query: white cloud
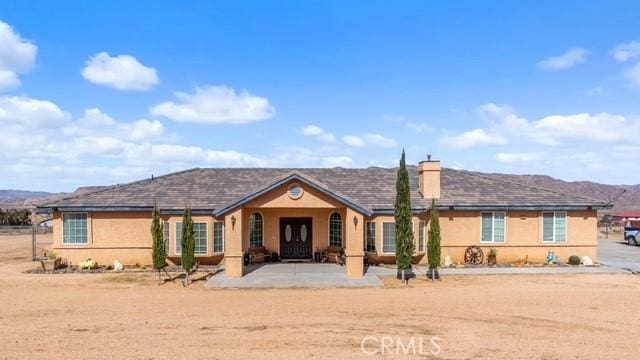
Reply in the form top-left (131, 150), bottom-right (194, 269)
top-left (343, 133), bottom-right (397, 147)
top-left (301, 125), bottom-right (323, 136)
top-left (342, 135), bottom-right (365, 147)
top-left (0, 70), bottom-right (20, 90)
top-left (531, 112), bottom-right (634, 144)
top-left (0, 95), bottom-right (69, 129)
top-left (467, 102), bottom-right (640, 147)
top-left (624, 63), bottom-right (640, 88)
top-left (64, 108), bottom-right (165, 141)
top-left (82, 52), bottom-right (159, 91)
top-left (0, 20), bottom-right (37, 90)
top-left (301, 124), bottom-right (336, 143)
top-left (441, 129), bottom-right (508, 148)
top-left (495, 152), bottom-right (542, 163)
top-left (382, 113), bottom-right (432, 133)
top-left (321, 156), bottom-right (353, 167)
top-left (150, 85), bottom-right (275, 124)
top-left (612, 41), bottom-right (640, 63)
top-left (149, 144), bottom-right (265, 167)
top-left (363, 133), bottom-right (397, 147)
top-left (537, 48), bottom-right (588, 71)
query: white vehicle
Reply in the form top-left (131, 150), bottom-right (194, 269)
top-left (626, 227), bottom-right (640, 246)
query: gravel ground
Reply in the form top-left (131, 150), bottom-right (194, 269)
top-left (1, 234), bottom-right (640, 359)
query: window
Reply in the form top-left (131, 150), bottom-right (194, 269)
top-left (249, 212), bottom-right (264, 248)
top-left (481, 212), bottom-right (506, 243)
top-left (214, 222), bottom-right (224, 253)
top-left (543, 212), bottom-right (567, 242)
top-left (382, 222), bottom-right (396, 253)
top-left (288, 183), bottom-right (304, 199)
top-left (366, 221), bottom-right (376, 252)
top-left (329, 212), bottom-right (343, 247)
top-left (194, 222), bottom-right (208, 255)
top-left (163, 221), bottom-right (169, 255)
top-left (62, 213), bottom-right (88, 245)
top-left (175, 222), bottom-right (182, 255)
top-left (418, 221), bottom-right (426, 252)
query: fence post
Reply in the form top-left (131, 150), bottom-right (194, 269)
top-left (32, 225), bottom-right (36, 261)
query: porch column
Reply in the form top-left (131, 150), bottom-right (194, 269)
top-left (224, 208), bottom-right (244, 277)
top-left (345, 208), bottom-right (365, 278)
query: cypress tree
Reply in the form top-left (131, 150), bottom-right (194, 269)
top-left (394, 150), bottom-right (415, 280)
top-left (181, 205), bottom-right (196, 286)
top-left (427, 198), bottom-right (442, 280)
top-left (151, 205), bottom-right (166, 285)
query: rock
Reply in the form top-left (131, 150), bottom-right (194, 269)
top-left (582, 256), bottom-right (593, 266)
top-left (113, 259), bottom-right (124, 271)
top-left (444, 256), bottom-right (453, 267)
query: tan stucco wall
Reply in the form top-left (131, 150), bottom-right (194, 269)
top-left (51, 200), bottom-right (598, 269)
top-left (437, 210), bottom-right (598, 265)
top-left (52, 211), bottom-right (224, 266)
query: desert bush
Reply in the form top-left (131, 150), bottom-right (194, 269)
top-left (568, 255), bottom-right (581, 265)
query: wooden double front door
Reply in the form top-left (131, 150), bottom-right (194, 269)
top-left (279, 218), bottom-right (313, 259)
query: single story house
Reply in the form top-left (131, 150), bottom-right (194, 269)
top-left (37, 158), bottom-right (607, 278)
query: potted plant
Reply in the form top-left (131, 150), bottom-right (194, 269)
top-left (487, 249), bottom-right (497, 266)
top-left (41, 251), bottom-right (61, 271)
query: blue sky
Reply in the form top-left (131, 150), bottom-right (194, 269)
top-left (1, 1), bottom-right (639, 192)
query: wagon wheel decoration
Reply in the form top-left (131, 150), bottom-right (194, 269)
top-left (464, 246), bottom-right (484, 265)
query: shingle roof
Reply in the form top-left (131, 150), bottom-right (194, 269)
top-left (38, 166), bottom-right (607, 214)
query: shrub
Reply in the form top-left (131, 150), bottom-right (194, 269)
top-left (568, 255), bottom-right (581, 265)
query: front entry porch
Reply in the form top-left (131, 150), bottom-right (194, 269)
top-left (205, 263), bottom-right (382, 288)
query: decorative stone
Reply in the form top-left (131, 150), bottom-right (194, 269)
top-left (582, 256), bottom-right (593, 266)
top-left (444, 255), bottom-right (453, 267)
top-left (113, 259), bottom-right (124, 271)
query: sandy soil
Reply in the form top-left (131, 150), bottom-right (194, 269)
top-left (1, 235), bottom-right (639, 359)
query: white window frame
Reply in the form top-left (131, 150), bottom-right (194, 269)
top-left (328, 212), bottom-right (343, 248)
top-left (365, 221), bottom-right (376, 253)
top-left (175, 222), bottom-right (182, 256)
top-left (417, 221), bottom-right (426, 253)
top-left (542, 211), bottom-right (567, 243)
top-left (62, 212), bottom-right (90, 245)
top-left (382, 222), bottom-right (396, 254)
top-left (480, 212), bottom-right (507, 244)
top-left (213, 221), bottom-right (225, 254)
top-left (193, 222), bottom-right (208, 256)
top-left (249, 211), bottom-right (264, 248)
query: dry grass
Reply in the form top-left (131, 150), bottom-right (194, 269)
top-left (1, 234), bottom-right (639, 359)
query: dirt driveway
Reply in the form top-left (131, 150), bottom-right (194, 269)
top-left (1, 234), bottom-right (640, 359)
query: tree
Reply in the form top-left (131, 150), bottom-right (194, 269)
top-left (394, 150), bottom-right (415, 281)
top-left (427, 198), bottom-right (442, 280)
top-left (151, 205), bottom-right (167, 285)
top-left (181, 205), bottom-right (196, 286)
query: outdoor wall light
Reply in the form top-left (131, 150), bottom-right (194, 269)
top-left (353, 215), bottom-right (358, 228)
top-left (231, 215), bottom-right (236, 229)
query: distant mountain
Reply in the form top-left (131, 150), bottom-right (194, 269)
top-left (0, 186), bottom-right (109, 208)
top-left (481, 173), bottom-right (639, 211)
top-left (0, 190), bottom-right (55, 205)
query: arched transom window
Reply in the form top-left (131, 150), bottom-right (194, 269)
top-left (329, 212), bottom-right (343, 248)
top-left (249, 212), bottom-right (264, 248)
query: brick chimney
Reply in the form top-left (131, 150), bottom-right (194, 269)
top-left (418, 155), bottom-right (441, 199)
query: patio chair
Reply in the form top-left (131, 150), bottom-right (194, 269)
top-left (325, 246), bottom-right (345, 266)
top-left (248, 246), bottom-right (271, 264)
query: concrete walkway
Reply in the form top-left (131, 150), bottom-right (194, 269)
top-left (598, 239), bottom-right (640, 273)
top-left (205, 263), bottom-right (383, 288)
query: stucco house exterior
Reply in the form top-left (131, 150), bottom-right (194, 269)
top-left (37, 158), bottom-right (607, 278)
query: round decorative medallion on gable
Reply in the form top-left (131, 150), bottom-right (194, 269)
top-left (287, 183), bottom-right (304, 199)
